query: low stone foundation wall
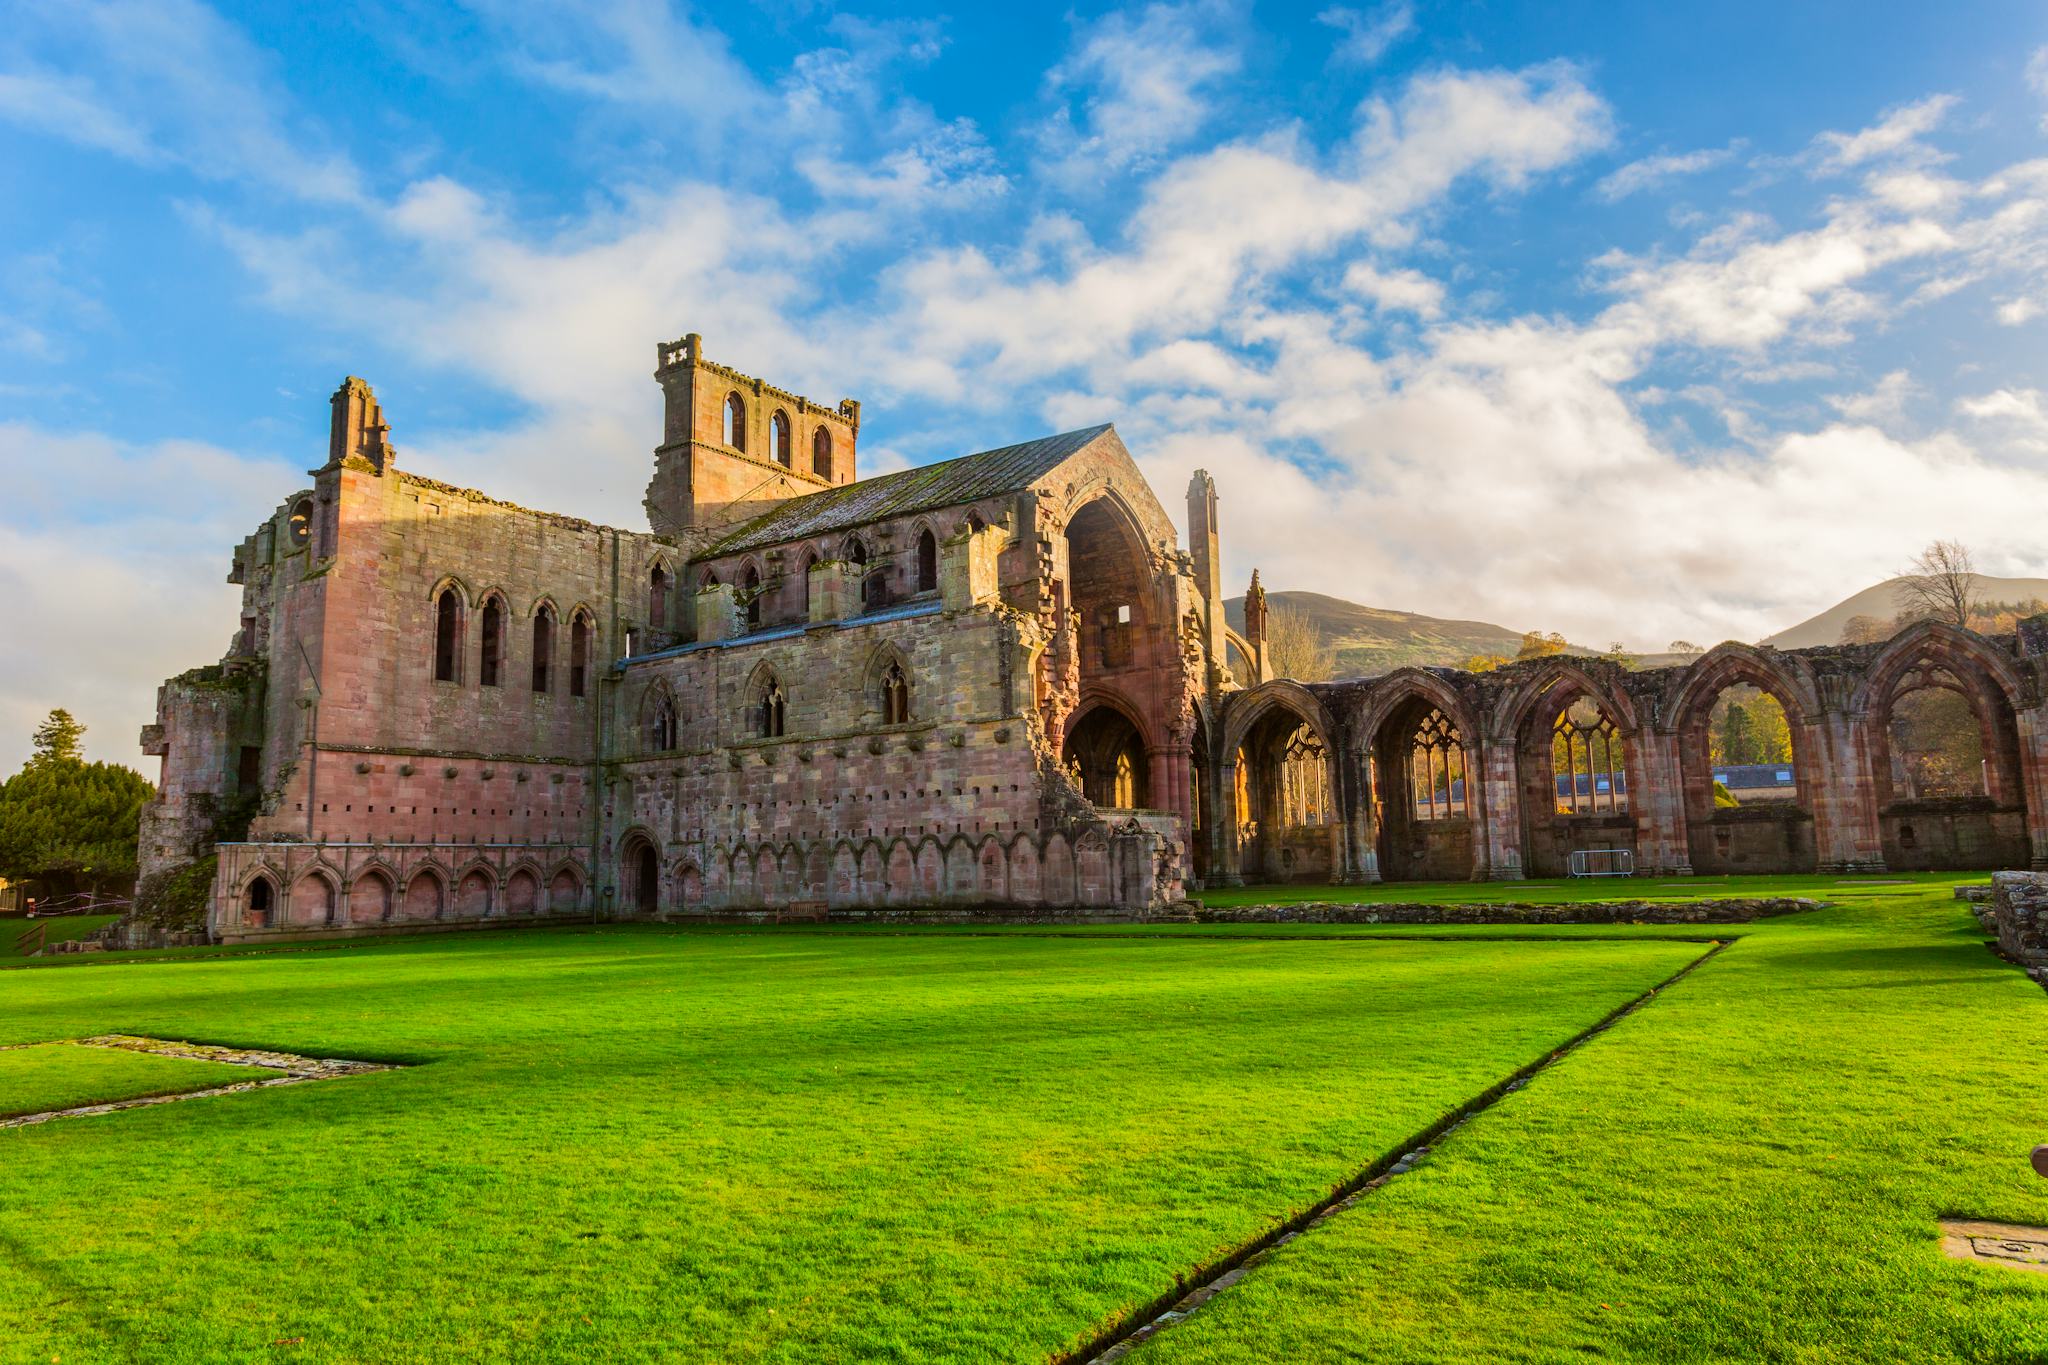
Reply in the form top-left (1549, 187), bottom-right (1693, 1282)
top-left (1194, 898), bottom-right (1821, 927)
top-left (1990, 872), bottom-right (2048, 979)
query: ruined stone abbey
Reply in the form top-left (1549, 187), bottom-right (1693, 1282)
top-left (140, 335), bottom-right (2048, 938)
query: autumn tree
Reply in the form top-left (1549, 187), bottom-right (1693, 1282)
top-left (1517, 631), bottom-right (1569, 660)
top-left (1264, 605), bottom-right (1335, 682)
top-left (1895, 540), bottom-right (1978, 629)
top-left (1668, 641), bottom-right (1705, 657)
top-left (1839, 615), bottom-right (1894, 645)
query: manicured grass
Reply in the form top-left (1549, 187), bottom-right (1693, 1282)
top-left (0, 928), bottom-right (1699, 1362)
top-left (0, 913), bottom-right (118, 956)
top-left (0, 1042), bottom-right (281, 1119)
top-left (1137, 880), bottom-right (2048, 1363)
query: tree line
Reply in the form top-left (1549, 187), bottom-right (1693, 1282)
top-left (0, 710), bottom-right (152, 904)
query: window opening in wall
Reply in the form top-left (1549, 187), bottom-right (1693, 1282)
top-left (799, 552), bottom-right (818, 614)
top-left (237, 746), bottom-right (261, 793)
top-left (480, 598), bottom-right (504, 687)
top-left (1553, 699), bottom-right (1628, 814)
top-left (246, 877), bottom-right (273, 928)
top-left (916, 529), bottom-right (938, 593)
top-left (434, 588), bottom-right (461, 683)
top-left (1887, 670), bottom-right (1985, 799)
top-left (570, 613), bottom-right (590, 697)
top-left (813, 427), bottom-right (834, 479)
top-left (771, 410), bottom-right (792, 467)
top-left (883, 661), bottom-right (910, 725)
top-left (742, 563), bottom-right (762, 628)
top-left (532, 608), bottom-right (553, 692)
top-left (650, 565), bottom-right (670, 630)
top-left (288, 499), bottom-right (313, 549)
top-left (760, 679), bottom-right (786, 738)
top-left (1410, 708), bottom-right (1468, 820)
top-left (723, 392), bottom-right (746, 450)
top-left (650, 694), bottom-right (678, 752)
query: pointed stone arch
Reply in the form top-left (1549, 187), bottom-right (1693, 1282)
top-left (347, 862), bottom-right (398, 925)
top-left (1670, 644), bottom-right (1821, 875)
top-left (402, 865), bottom-right (447, 921)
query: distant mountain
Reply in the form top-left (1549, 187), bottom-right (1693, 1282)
top-left (1760, 575), bottom-right (2048, 649)
top-left (1222, 590), bottom-right (1559, 677)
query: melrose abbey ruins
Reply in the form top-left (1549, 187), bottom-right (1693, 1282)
top-left (140, 335), bottom-right (2048, 938)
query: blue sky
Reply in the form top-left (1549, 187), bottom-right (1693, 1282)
top-left (4, 0), bottom-right (2048, 769)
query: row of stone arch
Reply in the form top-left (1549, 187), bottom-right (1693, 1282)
top-left (637, 642), bottom-right (921, 752)
top-left (615, 828), bottom-right (1135, 911)
top-left (1208, 622), bottom-right (2046, 882)
top-left (721, 389), bottom-right (837, 479)
top-left (428, 577), bottom-right (598, 694)
top-left (234, 857), bottom-right (589, 931)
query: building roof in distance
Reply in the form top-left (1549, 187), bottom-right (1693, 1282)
top-left (696, 423), bottom-right (1113, 560)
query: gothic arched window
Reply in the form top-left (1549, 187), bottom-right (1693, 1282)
top-left (771, 411), bottom-right (792, 467)
top-left (883, 661), bottom-right (909, 725)
top-left (1409, 708), bottom-right (1468, 820)
top-left (760, 678), bottom-right (786, 738)
top-left (649, 693), bottom-right (678, 752)
top-left (813, 427), bottom-right (834, 479)
top-left (479, 596), bottom-right (504, 687)
top-left (434, 588), bottom-right (462, 683)
top-left (916, 528), bottom-right (938, 594)
top-left (650, 564), bottom-right (670, 629)
top-left (532, 606), bottom-right (554, 693)
top-left (569, 611), bottom-right (592, 698)
top-left (723, 392), bottom-right (746, 451)
top-left (741, 563), bottom-right (762, 628)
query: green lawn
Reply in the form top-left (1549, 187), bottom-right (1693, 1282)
top-left (0, 927), bottom-right (1700, 1363)
top-left (1, 877), bottom-right (2041, 1363)
top-left (1137, 879), bottom-right (2048, 1363)
top-left (0, 913), bottom-right (118, 956)
top-left (0, 1042), bottom-right (281, 1120)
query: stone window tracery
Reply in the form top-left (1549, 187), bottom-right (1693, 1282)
top-left (759, 677), bottom-right (786, 738)
top-left (1553, 699), bottom-right (1627, 814)
top-left (1409, 708), bottom-right (1468, 820)
top-left (649, 693), bottom-right (678, 752)
top-left (883, 661), bottom-right (910, 725)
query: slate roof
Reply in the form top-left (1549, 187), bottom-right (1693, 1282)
top-left (696, 423), bottom-right (1114, 560)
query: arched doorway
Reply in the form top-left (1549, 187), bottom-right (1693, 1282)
top-left (1064, 703), bottom-right (1149, 808)
top-left (245, 875), bottom-right (275, 929)
top-left (621, 836), bottom-right (661, 914)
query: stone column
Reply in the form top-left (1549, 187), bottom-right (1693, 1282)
top-left (1214, 756), bottom-right (1244, 886)
top-left (1334, 744), bottom-right (1379, 883)
top-left (2016, 709), bottom-right (2048, 870)
top-left (1810, 712), bottom-right (1886, 873)
top-left (1474, 733), bottom-right (1521, 881)
top-left (1630, 728), bottom-right (1692, 876)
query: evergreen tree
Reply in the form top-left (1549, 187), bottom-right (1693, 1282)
top-left (31, 709), bottom-right (84, 765)
top-left (0, 712), bottom-right (152, 899)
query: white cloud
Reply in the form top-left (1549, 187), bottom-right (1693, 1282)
top-left (1037, 1), bottom-right (1245, 184)
top-left (1813, 94), bottom-right (1957, 171)
top-left (1827, 368), bottom-right (1917, 424)
top-left (0, 424), bottom-right (293, 772)
top-left (2029, 46), bottom-right (2048, 130)
top-left (1594, 144), bottom-right (1738, 201)
top-left (1315, 3), bottom-right (1415, 66)
top-left (1997, 296), bottom-right (2041, 324)
top-left (0, 0), bottom-right (363, 203)
top-left (1341, 261), bottom-right (1445, 316)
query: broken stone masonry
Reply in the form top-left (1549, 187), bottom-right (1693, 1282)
top-left (138, 333), bottom-right (2048, 942)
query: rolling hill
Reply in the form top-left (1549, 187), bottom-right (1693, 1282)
top-left (1759, 575), bottom-right (2048, 649)
top-left (1222, 591), bottom-right (1550, 677)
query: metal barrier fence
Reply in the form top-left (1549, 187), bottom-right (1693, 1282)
top-left (1567, 848), bottom-right (1635, 877)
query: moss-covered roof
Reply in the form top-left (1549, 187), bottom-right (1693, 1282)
top-left (695, 424), bottom-right (1113, 560)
